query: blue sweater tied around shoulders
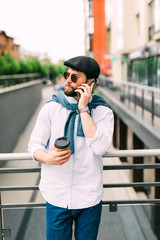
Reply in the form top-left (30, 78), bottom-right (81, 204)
top-left (48, 91), bottom-right (108, 154)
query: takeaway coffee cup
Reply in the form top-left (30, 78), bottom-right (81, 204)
top-left (54, 137), bottom-right (70, 152)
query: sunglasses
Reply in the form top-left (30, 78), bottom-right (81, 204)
top-left (63, 72), bottom-right (78, 83)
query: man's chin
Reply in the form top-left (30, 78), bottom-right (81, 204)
top-left (64, 90), bottom-right (77, 97)
top-left (64, 87), bottom-right (77, 97)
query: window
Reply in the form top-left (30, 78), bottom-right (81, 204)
top-left (107, 24), bottom-right (111, 54)
top-left (148, 0), bottom-right (154, 26)
top-left (154, 0), bottom-right (160, 32)
top-left (148, 0), bottom-right (154, 40)
top-left (136, 13), bottom-right (140, 36)
top-left (88, 0), bottom-right (93, 17)
top-left (89, 34), bottom-right (93, 52)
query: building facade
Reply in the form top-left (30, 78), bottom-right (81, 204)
top-left (0, 31), bottom-right (20, 59)
top-left (84, 0), bottom-right (112, 76)
top-left (106, 0), bottom-right (160, 87)
top-left (84, 0), bottom-right (160, 88)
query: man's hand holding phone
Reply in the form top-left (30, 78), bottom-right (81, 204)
top-left (75, 79), bottom-right (95, 109)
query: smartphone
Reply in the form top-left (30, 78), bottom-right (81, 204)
top-left (77, 79), bottom-right (95, 99)
top-left (87, 79), bottom-right (95, 86)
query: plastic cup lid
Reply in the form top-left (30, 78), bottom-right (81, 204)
top-left (54, 137), bottom-right (70, 149)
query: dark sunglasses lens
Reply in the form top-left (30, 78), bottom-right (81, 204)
top-left (71, 75), bottom-right (77, 83)
top-left (63, 72), bottom-right (77, 83)
top-left (63, 72), bottom-right (69, 79)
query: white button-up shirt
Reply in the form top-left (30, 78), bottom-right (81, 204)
top-left (28, 94), bottom-right (114, 209)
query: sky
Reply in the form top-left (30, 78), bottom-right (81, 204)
top-left (0, 0), bottom-right (85, 63)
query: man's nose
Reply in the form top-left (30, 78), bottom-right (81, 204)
top-left (66, 76), bottom-right (72, 83)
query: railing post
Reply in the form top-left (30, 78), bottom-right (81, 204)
top-left (120, 85), bottom-right (125, 102)
top-left (134, 86), bottom-right (137, 112)
top-left (133, 134), bottom-right (144, 191)
top-left (0, 191), bottom-right (3, 240)
top-left (0, 192), bottom-right (11, 239)
top-left (151, 156), bottom-right (160, 237)
top-left (151, 91), bottom-right (154, 125)
top-left (141, 89), bottom-right (144, 118)
top-left (119, 119), bottom-right (127, 162)
top-left (128, 85), bottom-right (130, 107)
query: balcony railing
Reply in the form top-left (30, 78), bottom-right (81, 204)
top-left (0, 73), bottom-right (41, 88)
top-left (98, 76), bottom-right (160, 128)
top-left (0, 149), bottom-right (160, 239)
top-left (120, 81), bottom-right (160, 125)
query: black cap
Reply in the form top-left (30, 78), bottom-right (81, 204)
top-left (64, 56), bottom-right (100, 79)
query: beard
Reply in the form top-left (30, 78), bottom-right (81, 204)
top-left (64, 83), bottom-right (77, 97)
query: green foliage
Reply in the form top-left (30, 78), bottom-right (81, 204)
top-left (56, 62), bottom-right (68, 75)
top-left (0, 54), bottom-right (66, 83)
top-left (18, 59), bottom-right (34, 74)
top-left (0, 54), bottom-right (19, 75)
top-left (49, 64), bottom-right (58, 81)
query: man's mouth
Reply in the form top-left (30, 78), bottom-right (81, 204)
top-left (65, 84), bottom-right (72, 90)
top-left (66, 85), bottom-right (71, 88)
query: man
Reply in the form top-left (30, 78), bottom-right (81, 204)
top-left (28, 56), bottom-right (114, 240)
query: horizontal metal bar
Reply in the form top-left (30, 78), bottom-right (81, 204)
top-left (0, 73), bottom-right (40, 80)
top-left (103, 163), bottom-right (160, 170)
top-left (103, 182), bottom-right (160, 188)
top-left (0, 203), bottom-right (46, 208)
top-left (0, 167), bottom-right (41, 174)
top-left (1, 200), bottom-right (160, 209)
top-left (0, 182), bottom-right (159, 192)
top-left (0, 149), bottom-right (160, 161)
top-left (0, 153), bottom-right (32, 161)
top-left (0, 186), bottom-right (39, 191)
top-left (121, 81), bottom-right (160, 94)
top-left (2, 164), bottom-right (159, 174)
top-left (99, 75), bottom-right (160, 94)
top-left (103, 149), bottom-right (160, 158)
top-left (0, 183), bottom-right (159, 192)
top-left (102, 199), bottom-right (160, 205)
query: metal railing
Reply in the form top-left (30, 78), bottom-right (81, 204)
top-left (99, 76), bottom-right (160, 126)
top-left (121, 81), bottom-right (160, 124)
top-left (0, 149), bottom-right (160, 239)
top-left (0, 73), bottom-right (41, 88)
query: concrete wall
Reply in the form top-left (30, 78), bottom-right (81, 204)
top-left (0, 81), bottom-right (42, 153)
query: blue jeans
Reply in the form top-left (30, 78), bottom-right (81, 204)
top-left (46, 201), bottom-right (102, 240)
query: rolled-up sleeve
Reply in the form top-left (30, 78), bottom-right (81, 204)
top-left (28, 104), bottom-right (51, 158)
top-left (86, 106), bottom-right (114, 156)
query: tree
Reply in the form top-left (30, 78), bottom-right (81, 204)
top-left (0, 54), bottom-right (68, 85)
top-left (0, 54), bottom-right (19, 75)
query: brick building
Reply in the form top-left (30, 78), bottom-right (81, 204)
top-left (0, 30), bottom-right (20, 59)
